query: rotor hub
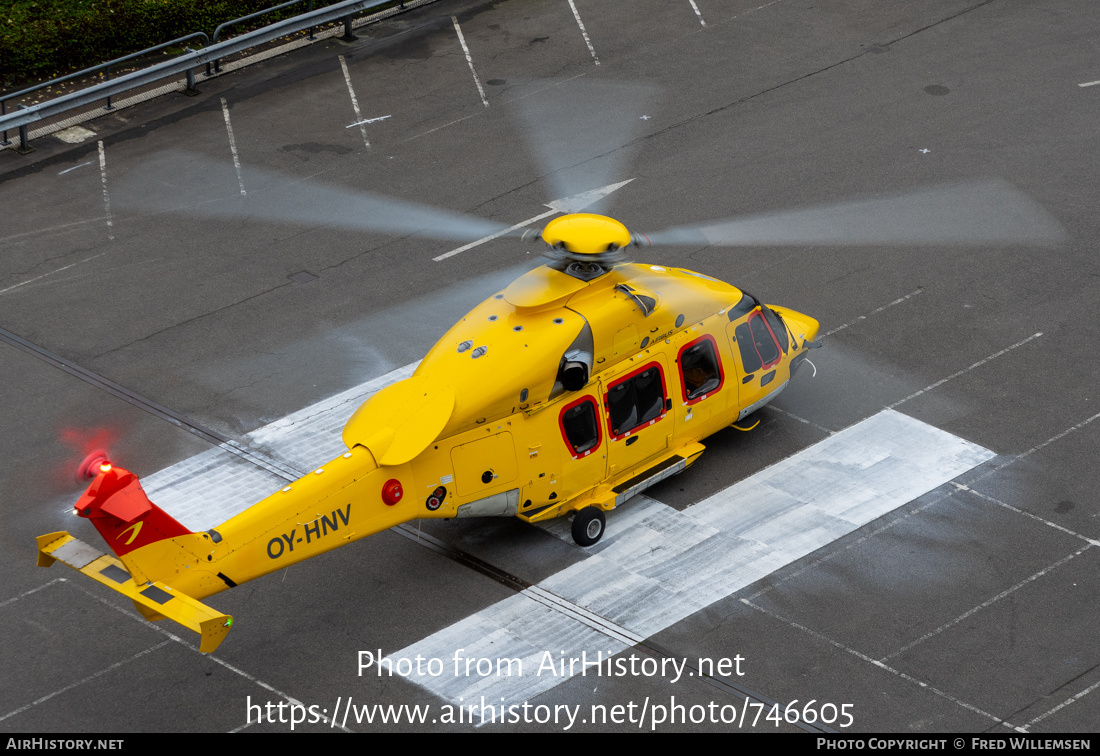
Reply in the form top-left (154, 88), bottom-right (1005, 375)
top-left (540, 214), bottom-right (633, 266)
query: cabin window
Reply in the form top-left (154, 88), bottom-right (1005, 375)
top-left (734, 310), bottom-right (781, 373)
top-left (678, 335), bottom-right (724, 403)
top-left (559, 396), bottom-right (601, 458)
top-left (606, 363), bottom-right (666, 438)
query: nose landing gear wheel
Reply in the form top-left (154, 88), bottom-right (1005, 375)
top-left (571, 506), bottom-right (606, 546)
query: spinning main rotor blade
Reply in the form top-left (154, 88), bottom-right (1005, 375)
top-left (116, 151), bottom-right (511, 242)
top-left (643, 180), bottom-right (1065, 248)
top-left (511, 79), bottom-right (658, 214)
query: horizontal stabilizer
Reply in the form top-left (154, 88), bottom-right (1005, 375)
top-left (36, 532), bottom-right (232, 653)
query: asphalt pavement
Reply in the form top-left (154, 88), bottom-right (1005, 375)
top-left (1, 0), bottom-right (1098, 735)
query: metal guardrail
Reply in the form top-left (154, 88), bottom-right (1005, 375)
top-left (0, 32), bottom-right (212, 142)
top-left (0, 0), bottom-right (393, 152)
top-left (210, 0), bottom-right (316, 73)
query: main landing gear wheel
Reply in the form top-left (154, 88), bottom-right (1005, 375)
top-left (571, 506), bottom-right (606, 546)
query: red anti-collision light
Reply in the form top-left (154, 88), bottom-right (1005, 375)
top-left (99, 462), bottom-right (112, 474)
top-left (381, 479), bottom-right (403, 506)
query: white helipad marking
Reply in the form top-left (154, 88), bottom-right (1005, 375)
top-left (55, 322), bottom-right (1024, 714)
top-left (1078, 80), bottom-right (1100, 88)
top-left (388, 410), bottom-right (994, 705)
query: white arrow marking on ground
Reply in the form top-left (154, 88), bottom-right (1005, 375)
top-left (432, 180), bottom-right (634, 262)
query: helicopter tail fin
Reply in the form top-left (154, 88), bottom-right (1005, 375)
top-left (36, 463), bottom-right (233, 652)
top-left (71, 463), bottom-right (192, 557)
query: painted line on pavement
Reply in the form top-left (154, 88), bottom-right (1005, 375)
top-left (1021, 676), bottom-right (1100, 731)
top-left (740, 598), bottom-right (1017, 730)
top-left (452, 17), bottom-right (489, 107)
top-left (63, 579), bottom-right (351, 732)
top-left (0, 578), bottom-right (68, 609)
top-left (220, 97), bottom-right (246, 196)
top-left (822, 288), bottom-right (924, 338)
top-left (567, 0), bottom-right (600, 65)
top-left (880, 544), bottom-right (1091, 662)
top-left (0, 641), bottom-right (171, 723)
top-left (97, 141), bottom-right (114, 241)
top-left (0, 252), bottom-right (107, 296)
top-left (887, 332), bottom-right (1042, 409)
top-left (688, 0), bottom-right (707, 26)
top-left (339, 55), bottom-right (371, 149)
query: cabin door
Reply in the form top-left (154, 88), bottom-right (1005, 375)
top-left (601, 356), bottom-right (673, 481)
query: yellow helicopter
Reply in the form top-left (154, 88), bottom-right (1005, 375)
top-left (32, 81), bottom-right (1064, 653)
top-left (34, 204), bottom-right (825, 653)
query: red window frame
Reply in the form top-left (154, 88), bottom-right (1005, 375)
top-left (677, 334), bottom-right (725, 406)
top-left (745, 310), bottom-right (783, 371)
top-left (558, 395), bottom-right (602, 460)
top-left (603, 361), bottom-right (668, 442)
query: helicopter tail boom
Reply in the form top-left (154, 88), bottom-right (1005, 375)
top-left (36, 462), bottom-right (236, 651)
top-left (36, 446), bottom-right (435, 652)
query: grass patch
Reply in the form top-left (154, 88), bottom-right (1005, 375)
top-left (0, 0), bottom-right (344, 86)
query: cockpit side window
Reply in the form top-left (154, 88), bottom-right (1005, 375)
top-left (734, 310), bottom-right (781, 373)
top-left (762, 306), bottom-right (789, 354)
top-left (678, 335), bottom-right (724, 403)
top-left (559, 396), bottom-right (601, 458)
top-left (749, 313), bottom-right (781, 366)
